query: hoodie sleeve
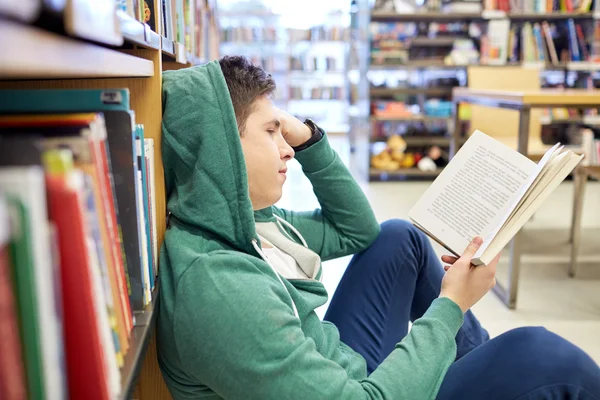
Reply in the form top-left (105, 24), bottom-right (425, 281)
top-left (174, 255), bottom-right (464, 400)
top-left (273, 132), bottom-right (380, 261)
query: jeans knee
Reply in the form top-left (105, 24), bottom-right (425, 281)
top-left (379, 219), bottom-right (419, 242)
top-left (504, 327), bottom-right (600, 393)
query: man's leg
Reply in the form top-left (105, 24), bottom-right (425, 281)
top-left (437, 327), bottom-right (600, 400)
top-left (324, 219), bottom-right (488, 373)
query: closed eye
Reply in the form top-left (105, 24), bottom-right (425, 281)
top-left (267, 129), bottom-right (276, 136)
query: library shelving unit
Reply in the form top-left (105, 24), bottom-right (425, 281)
top-left (217, 2), bottom-right (352, 135)
top-left (366, 1), bottom-right (600, 181)
top-left (0, 0), bottom-right (218, 399)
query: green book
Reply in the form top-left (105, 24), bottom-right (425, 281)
top-left (6, 193), bottom-right (45, 400)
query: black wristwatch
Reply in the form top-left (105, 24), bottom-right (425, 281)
top-left (292, 118), bottom-right (324, 152)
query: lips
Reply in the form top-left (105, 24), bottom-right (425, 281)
top-left (279, 168), bottom-right (287, 174)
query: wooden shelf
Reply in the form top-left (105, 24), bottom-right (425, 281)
top-left (369, 167), bottom-right (443, 180)
top-left (371, 11), bottom-right (483, 22)
top-left (371, 136), bottom-right (453, 146)
top-left (370, 87), bottom-right (453, 96)
top-left (371, 115), bottom-right (452, 122)
top-left (121, 289), bottom-right (159, 400)
top-left (0, 20), bottom-right (154, 79)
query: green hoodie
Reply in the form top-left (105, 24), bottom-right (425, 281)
top-left (157, 61), bottom-right (465, 400)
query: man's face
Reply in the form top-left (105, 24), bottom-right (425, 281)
top-left (240, 95), bottom-right (294, 210)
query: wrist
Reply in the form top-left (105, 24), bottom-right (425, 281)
top-left (292, 119), bottom-right (324, 152)
top-left (439, 294), bottom-right (467, 313)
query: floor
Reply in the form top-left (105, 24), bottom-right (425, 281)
top-left (277, 135), bottom-right (600, 364)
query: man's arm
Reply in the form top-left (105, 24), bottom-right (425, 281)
top-left (274, 112), bottom-right (380, 261)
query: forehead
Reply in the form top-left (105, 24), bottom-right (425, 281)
top-left (249, 95), bottom-right (276, 119)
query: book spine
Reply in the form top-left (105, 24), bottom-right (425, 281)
top-left (568, 19), bottom-right (581, 61)
top-left (145, 139), bottom-right (159, 277)
top-left (45, 173), bottom-right (111, 400)
top-left (575, 23), bottom-right (589, 61)
top-left (0, 199), bottom-right (28, 400)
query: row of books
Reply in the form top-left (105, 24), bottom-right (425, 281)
top-left (289, 87), bottom-right (345, 100)
top-left (220, 25), bottom-right (350, 43)
top-left (159, 0), bottom-right (215, 60)
top-left (483, 19), bottom-right (592, 65)
top-left (483, 0), bottom-right (594, 13)
top-left (0, 89), bottom-right (158, 400)
top-left (582, 129), bottom-right (600, 165)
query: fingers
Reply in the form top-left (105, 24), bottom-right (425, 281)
top-left (460, 237), bottom-right (483, 261)
top-left (441, 255), bottom-right (458, 264)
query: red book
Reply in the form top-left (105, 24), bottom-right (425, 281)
top-left (0, 236), bottom-right (28, 400)
top-left (45, 173), bottom-right (110, 400)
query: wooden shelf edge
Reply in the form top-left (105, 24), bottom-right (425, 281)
top-left (121, 289), bottom-right (159, 400)
top-left (0, 21), bottom-right (154, 79)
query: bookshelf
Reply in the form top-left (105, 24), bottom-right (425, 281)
top-left (366, 0), bottom-right (600, 181)
top-left (218, 2), bottom-right (352, 134)
top-left (0, 0), bottom-right (218, 399)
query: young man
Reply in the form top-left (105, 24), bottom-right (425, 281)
top-left (157, 56), bottom-right (600, 399)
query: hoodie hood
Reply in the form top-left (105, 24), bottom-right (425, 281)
top-left (162, 61), bottom-right (269, 254)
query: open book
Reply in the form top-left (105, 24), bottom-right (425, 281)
top-left (408, 130), bottom-right (583, 266)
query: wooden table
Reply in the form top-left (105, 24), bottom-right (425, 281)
top-left (570, 165), bottom-right (600, 277)
top-left (451, 88), bottom-right (600, 309)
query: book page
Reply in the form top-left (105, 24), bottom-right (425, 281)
top-left (473, 142), bottom-right (562, 260)
top-left (408, 130), bottom-right (536, 255)
top-left (476, 151), bottom-right (583, 265)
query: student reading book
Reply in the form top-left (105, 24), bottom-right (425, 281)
top-left (157, 57), bottom-right (600, 400)
top-left (409, 130), bottom-right (583, 265)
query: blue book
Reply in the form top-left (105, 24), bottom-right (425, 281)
top-left (0, 89), bottom-right (146, 311)
top-left (134, 125), bottom-right (155, 295)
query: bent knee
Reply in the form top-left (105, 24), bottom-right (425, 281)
top-left (379, 219), bottom-right (419, 240)
top-left (501, 327), bottom-right (600, 390)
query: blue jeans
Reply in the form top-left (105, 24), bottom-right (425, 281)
top-left (324, 219), bottom-right (600, 400)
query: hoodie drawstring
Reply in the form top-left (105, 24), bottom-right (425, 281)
top-left (251, 239), bottom-right (300, 319)
top-left (274, 215), bottom-right (309, 248)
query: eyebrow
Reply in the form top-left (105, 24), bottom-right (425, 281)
top-left (264, 119), bottom-right (281, 128)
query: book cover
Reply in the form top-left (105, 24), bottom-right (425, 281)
top-left (0, 138), bottom-right (66, 400)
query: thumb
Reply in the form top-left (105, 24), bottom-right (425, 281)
top-left (459, 236), bottom-right (483, 263)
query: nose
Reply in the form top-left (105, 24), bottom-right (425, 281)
top-left (280, 138), bottom-right (295, 161)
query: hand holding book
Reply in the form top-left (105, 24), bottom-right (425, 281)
top-left (439, 236), bottom-right (500, 313)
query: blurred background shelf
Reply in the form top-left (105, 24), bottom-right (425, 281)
top-left (370, 136), bottom-right (453, 146)
top-left (369, 168), bottom-right (444, 180)
top-left (370, 87), bottom-right (454, 96)
top-left (370, 12), bottom-right (483, 22)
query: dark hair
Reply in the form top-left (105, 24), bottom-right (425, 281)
top-left (219, 56), bottom-right (276, 135)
